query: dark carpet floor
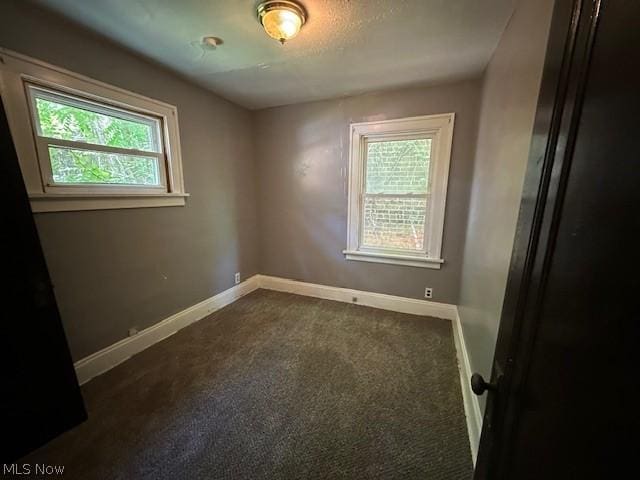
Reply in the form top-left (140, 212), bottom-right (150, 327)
top-left (24, 289), bottom-right (472, 479)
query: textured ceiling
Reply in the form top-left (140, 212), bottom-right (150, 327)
top-left (33, 0), bottom-right (516, 109)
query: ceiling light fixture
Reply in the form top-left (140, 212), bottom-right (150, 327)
top-left (202, 36), bottom-right (223, 49)
top-left (257, 0), bottom-right (307, 44)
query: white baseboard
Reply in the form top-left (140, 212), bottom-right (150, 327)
top-left (75, 274), bottom-right (479, 457)
top-left (74, 273), bottom-right (480, 463)
top-left (74, 275), bottom-right (455, 385)
top-left (74, 275), bottom-right (259, 385)
top-left (256, 275), bottom-right (458, 320)
top-left (452, 308), bottom-right (483, 464)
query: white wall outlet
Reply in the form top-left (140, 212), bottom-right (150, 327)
top-left (234, 272), bottom-right (241, 285)
top-left (128, 327), bottom-right (138, 337)
top-left (425, 287), bottom-right (433, 299)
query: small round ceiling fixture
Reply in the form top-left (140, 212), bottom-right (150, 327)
top-left (202, 36), bottom-right (223, 49)
top-left (257, 1), bottom-right (307, 44)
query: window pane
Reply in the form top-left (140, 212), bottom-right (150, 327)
top-left (33, 93), bottom-right (159, 152)
top-left (49, 146), bottom-right (160, 185)
top-left (363, 196), bottom-right (427, 251)
top-left (366, 139), bottom-right (431, 194)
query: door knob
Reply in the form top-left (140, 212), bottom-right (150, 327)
top-left (471, 373), bottom-right (498, 395)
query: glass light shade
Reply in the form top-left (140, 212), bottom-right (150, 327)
top-left (259, 3), bottom-right (305, 43)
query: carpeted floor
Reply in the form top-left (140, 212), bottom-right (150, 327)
top-left (24, 289), bottom-right (473, 479)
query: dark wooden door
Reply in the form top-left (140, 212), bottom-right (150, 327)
top-left (474, 0), bottom-right (640, 478)
top-left (0, 96), bottom-right (86, 462)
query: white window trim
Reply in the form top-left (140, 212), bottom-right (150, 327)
top-left (0, 48), bottom-right (188, 212)
top-left (343, 113), bottom-right (455, 269)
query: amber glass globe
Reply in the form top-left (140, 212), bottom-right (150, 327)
top-left (258, 1), bottom-right (306, 44)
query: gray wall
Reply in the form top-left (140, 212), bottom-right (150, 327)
top-left (254, 80), bottom-right (481, 303)
top-left (0, 1), bottom-right (259, 360)
top-left (457, 0), bottom-right (554, 400)
top-left (1, 0), bottom-right (553, 369)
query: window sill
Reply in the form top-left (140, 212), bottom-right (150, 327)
top-left (343, 250), bottom-right (444, 269)
top-left (29, 192), bottom-right (189, 213)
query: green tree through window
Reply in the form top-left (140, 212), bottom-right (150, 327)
top-left (34, 93), bottom-right (161, 185)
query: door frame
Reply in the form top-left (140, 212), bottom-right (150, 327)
top-left (474, 0), bottom-right (603, 477)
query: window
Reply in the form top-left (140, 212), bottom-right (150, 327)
top-left (28, 86), bottom-right (166, 190)
top-left (0, 48), bottom-right (187, 212)
top-left (344, 114), bottom-right (454, 269)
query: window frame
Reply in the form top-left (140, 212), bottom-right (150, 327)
top-left (343, 113), bottom-right (455, 269)
top-left (0, 48), bottom-right (188, 212)
top-left (26, 84), bottom-right (168, 195)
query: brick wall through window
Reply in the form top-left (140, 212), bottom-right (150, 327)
top-left (363, 139), bottom-right (431, 251)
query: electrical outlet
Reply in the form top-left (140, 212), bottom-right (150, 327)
top-left (128, 327), bottom-right (138, 337)
top-left (425, 287), bottom-right (433, 299)
top-left (234, 272), bottom-right (241, 285)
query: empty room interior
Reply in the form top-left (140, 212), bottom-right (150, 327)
top-left (5, 0), bottom-right (635, 478)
